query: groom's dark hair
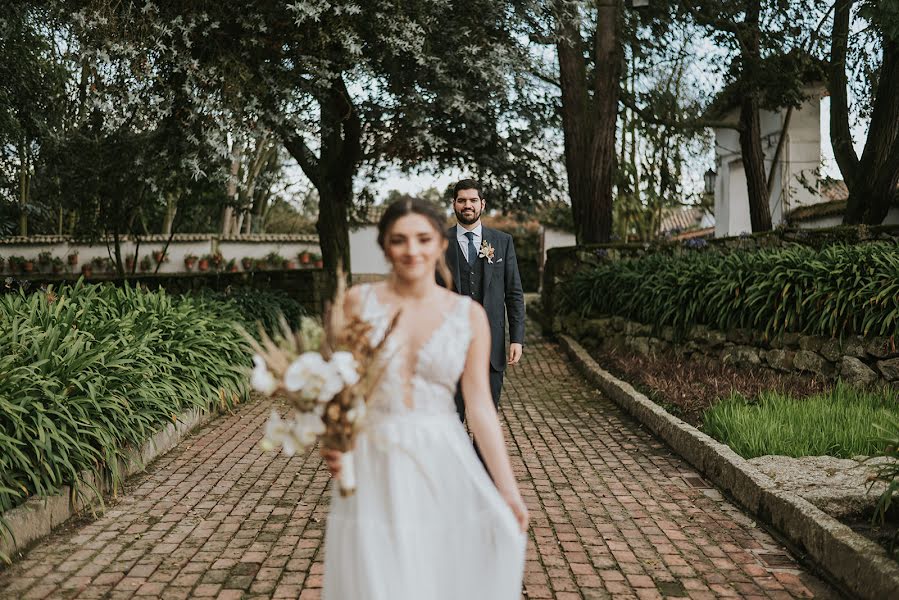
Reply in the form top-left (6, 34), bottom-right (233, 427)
top-left (452, 178), bottom-right (482, 200)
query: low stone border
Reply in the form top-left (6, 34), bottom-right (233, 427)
top-left (0, 408), bottom-right (218, 561)
top-left (554, 330), bottom-right (899, 600)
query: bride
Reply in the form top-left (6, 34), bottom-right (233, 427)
top-left (319, 197), bottom-right (528, 599)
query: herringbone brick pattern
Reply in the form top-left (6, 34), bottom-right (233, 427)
top-left (0, 324), bottom-right (838, 599)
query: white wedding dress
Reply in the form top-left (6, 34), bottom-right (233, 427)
top-left (322, 285), bottom-right (526, 600)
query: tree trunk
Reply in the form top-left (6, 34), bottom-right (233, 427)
top-left (222, 141), bottom-right (242, 235)
top-left (554, 0), bottom-right (621, 244)
top-left (283, 75), bottom-right (361, 299)
top-left (588, 0), bottom-right (622, 243)
top-left (738, 0), bottom-right (772, 232)
top-left (829, 0), bottom-right (859, 197)
top-left (739, 94), bottom-right (772, 231)
top-left (18, 140), bottom-right (29, 236)
top-left (162, 194), bottom-right (178, 234)
top-left (846, 38), bottom-right (899, 224)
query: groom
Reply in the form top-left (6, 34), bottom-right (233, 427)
top-left (444, 179), bottom-right (525, 421)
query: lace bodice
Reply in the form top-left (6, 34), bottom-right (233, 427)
top-left (359, 285), bottom-right (472, 417)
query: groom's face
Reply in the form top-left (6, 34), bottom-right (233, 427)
top-left (453, 189), bottom-right (485, 226)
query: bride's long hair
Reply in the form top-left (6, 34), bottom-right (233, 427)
top-left (377, 198), bottom-right (453, 289)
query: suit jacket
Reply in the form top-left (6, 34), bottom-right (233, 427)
top-left (443, 225), bottom-right (525, 372)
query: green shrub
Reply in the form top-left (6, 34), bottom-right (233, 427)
top-left (561, 242), bottom-right (899, 339)
top-left (194, 287), bottom-right (306, 337)
top-left (0, 281), bottom-right (250, 518)
top-left (702, 383), bottom-right (899, 459)
top-left (871, 417), bottom-right (899, 554)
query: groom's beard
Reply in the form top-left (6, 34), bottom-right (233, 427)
top-left (455, 208), bottom-right (481, 225)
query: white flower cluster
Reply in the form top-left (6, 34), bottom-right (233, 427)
top-left (252, 350), bottom-right (361, 456)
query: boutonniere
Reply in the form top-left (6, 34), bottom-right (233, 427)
top-left (478, 240), bottom-right (496, 264)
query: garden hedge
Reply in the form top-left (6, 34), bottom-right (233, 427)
top-left (560, 241), bottom-right (899, 340)
top-left (0, 281), bottom-right (251, 515)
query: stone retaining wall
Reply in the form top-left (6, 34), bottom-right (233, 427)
top-left (555, 313), bottom-right (899, 388)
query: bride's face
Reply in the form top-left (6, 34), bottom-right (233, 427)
top-left (383, 214), bottom-right (446, 282)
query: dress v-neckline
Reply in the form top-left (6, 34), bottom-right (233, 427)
top-left (366, 286), bottom-right (463, 379)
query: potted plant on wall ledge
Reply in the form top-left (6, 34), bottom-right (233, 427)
top-left (226, 258), bottom-right (238, 273)
top-left (152, 249), bottom-right (169, 264)
top-left (265, 251), bottom-right (285, 270)
top-left (91, 257), bottom-right (108, 275)
top-left (22, 257), bottom-right (35, 273)
top-left (51, 256), bottom-right (65, 275)
top-left (81, 262), bottom-right (93, 277)
top-left (38, 251), bottom-right (52, 271)
top-left (299, 250), bottom-right (311, 265)
top-left (67, 251), bottom-right (79, 266)
top-left (313, 253), bottom-right (323, 269)
top-left (139, 255), bottom-right (153, 272)
top-left (211, 251), bottom-right (224, 270)
top-left (198, 255), bottom-right (211, 272)
top-left (125, 254), bottom-right (136, 271)
top-left (184, 253), bottom-right (198, 271)
top-left (241, 256), bottom-right (254, 271)
top-left (7, 256), bottom-right (21, 273)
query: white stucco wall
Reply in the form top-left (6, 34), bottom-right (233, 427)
top-left (0, 235), bottom-right (319, 275)
top-left (539, 226), bottom-right (577, 291)
top-left (349, 225), bottom-right (389, 275)
top-left (795, 207), bottom-right (899, 230)
top-left (713, 85), bottom-right (826, 237)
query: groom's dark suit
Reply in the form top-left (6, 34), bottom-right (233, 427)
top-left (444, 225), bottom-right (525, 420)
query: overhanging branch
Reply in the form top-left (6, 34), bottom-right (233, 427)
top-left (620, 91), bottom-right (742, 132)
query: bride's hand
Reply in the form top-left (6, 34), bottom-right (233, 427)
top-left (502, 489), bottom-right (529, 533)
top-left (321, 448), bottom-right (342, 478)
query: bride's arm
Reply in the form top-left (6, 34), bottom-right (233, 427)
top-left (461, 302), bottom-right (529, 532)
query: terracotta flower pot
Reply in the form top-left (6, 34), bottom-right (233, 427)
top-left (198, 259), bottom-right (210, 272)
top-left (184, 259), bottom-right (195, 272)
top-left (286, 261), bottom-right (296, 270)
top-left (229, 265), bottom-right (239, 273)
top-left (23, 261), bottom-right (34, 273)
top-left (81, 265), bottom-right (93, 277)
top-left (67, 255), bottom-right (79, 266)
top-left (241, 258), bottom-right (254, 270)
top-left (300, 253), bottom-right (311, 265)
top-left (52, 264), bottom-right (63, 274)
top-left (314, 259), bottom-right (324, 269)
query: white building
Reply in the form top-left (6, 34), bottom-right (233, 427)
top-left (707, 82), bottom-right (828, 237)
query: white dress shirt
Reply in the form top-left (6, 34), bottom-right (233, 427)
top-left (455, 223), bottom-right (483, 263)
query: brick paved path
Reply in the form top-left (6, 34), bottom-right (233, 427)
top-left (0, 325), bottom-right (839, 599)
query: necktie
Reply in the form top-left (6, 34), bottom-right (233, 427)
top-left (465, 232), bottom-right (477, 268)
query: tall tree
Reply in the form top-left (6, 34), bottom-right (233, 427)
top-left (552, 0), bottom-right (623, 244)
top-left (830, 0), bottom-right (899, 224)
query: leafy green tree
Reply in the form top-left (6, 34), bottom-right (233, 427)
top-left (0, 4), bottom-right (70, 236)
top-left (87, 0), bottom-right (559, 295)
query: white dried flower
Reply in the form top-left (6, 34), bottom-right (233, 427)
top-left (250, 354), bottom-right (278, 396)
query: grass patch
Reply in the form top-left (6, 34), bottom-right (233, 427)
top-left (702, 383), bottom-right (899, 459)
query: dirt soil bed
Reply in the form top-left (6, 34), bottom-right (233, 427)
top-left (585, 344), bottom-right (831, 425)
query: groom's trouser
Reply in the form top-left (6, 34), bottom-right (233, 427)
top-left (454, 367), bottom-right (503, 421)
top-left (456, 368), bottom-right (503, 477)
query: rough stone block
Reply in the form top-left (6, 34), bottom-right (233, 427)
top-left (793, 350), bottom-right (832, 376)
top-left (868, 337), bottom-right (898, 359)
top-left (876, 357), bottom-right (899, 381)
top-left (722, 345), bottom-right (761, 368)
top-left (764, 349), bottom-right (795, 372)
top-left (798, 335), bottom-right (825, 352)
top-left (843, 335), bottom-right (868, 359)
top-left (820, 339), bottom-right (842, 363)
top-left (840, 357), bottom-right (878, 387)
